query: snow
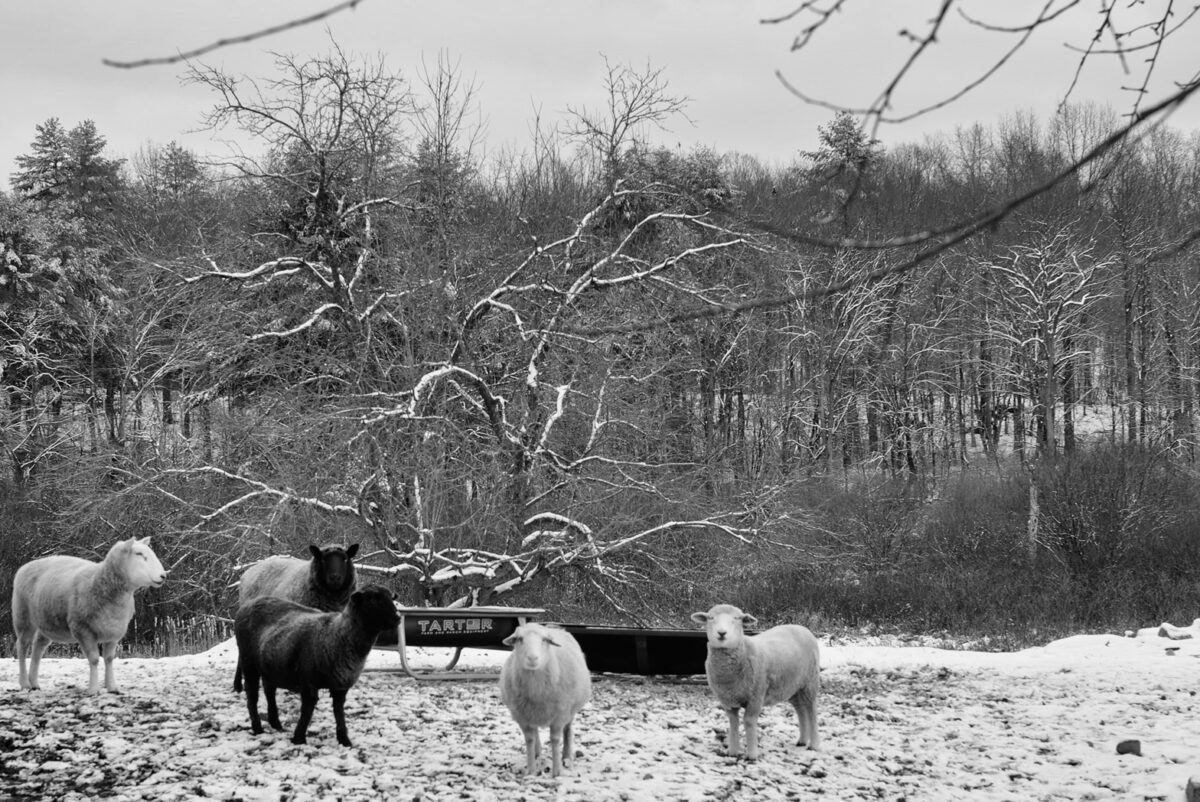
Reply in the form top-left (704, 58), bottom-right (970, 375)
top-left (428, 564), bottom-right (496, 583)
top-left (4, 625), bottom-right (1200, 801)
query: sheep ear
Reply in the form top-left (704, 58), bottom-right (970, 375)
top-left (138, 536), bottom-right (152, 546)
top-left (346, 543), bottom-right (359, 558)
top-left (309, 545), bottom-right (321, 560)
top-left (690, 612), bottom-right (709, 625)
top-left (502, 634), bottom-right (520, 647)
top-left (741, 613), bottom-right (759, 627)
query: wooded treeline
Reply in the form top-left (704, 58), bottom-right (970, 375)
top-left (4, 49), bottom-right (1200, 642)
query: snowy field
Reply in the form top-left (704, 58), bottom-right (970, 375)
top-left (3, 624), bottom-right (1199, 801)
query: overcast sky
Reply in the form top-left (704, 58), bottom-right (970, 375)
top-left (3, 1), bottom-right (1198, 187)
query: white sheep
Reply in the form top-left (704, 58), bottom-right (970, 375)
top-left (12, 537), bottom-right (168, 694)
top-left (691, 604), bottom-right (820, 760)
top-left (499, 623), bottom-right (591, 777)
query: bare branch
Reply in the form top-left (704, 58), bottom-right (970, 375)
top-left (103, 1), bottom-right (366, 68)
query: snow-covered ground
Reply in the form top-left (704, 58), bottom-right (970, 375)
top-left (3, 624), bottom-right (1199, 801)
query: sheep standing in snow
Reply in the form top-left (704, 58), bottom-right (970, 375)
top-left (233, 542), bottom-right (358, 692)
top-left (238, 542), bottom-right (359, 611)
top-left (499, 623), bottom-right (592, 777)
top-left (691, 604), bottom-right (820, 760)
top-left (12, 537), bottom-right (167, 694)
top-left (234, 584), bottom-right (399, 747)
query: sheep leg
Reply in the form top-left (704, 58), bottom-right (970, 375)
top-left (15, 631), bottom-right (32, 690)
top-left (265, 682), bottom-right (283, 731)
top-left (77, 632), bottom-right (102, 696)
top-left (563, 719), bottom-right (575, 769)
top-left (743, 705), bottom-right (762, 761)
top-left (292, 689), bottom-right (319, 745)
top-left (791, 695), bottom-right (808, 747)
top-left (549, 724), bottom-right (564, 777)
top-left (724, 708), bottom-right (742, 756)
top-left (101, 640), bottom-right (120, 693)
top-left (27, 633), bottom-right (51, 690)
top-left (520, 725), bottom-right (539, 775)
top-left (233, 658), bottom-right (243, 693)
top-left (330, 689), bottom-right (352, 747)
top-left (792, 690), bottom-right (820, 751)
top-left (243, 669), bottom-right (264, 735)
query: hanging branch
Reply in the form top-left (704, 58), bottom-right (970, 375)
top-left (102, 0), bottom-right (366, 68)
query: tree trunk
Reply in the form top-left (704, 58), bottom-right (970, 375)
top-left (162, 375), bottom-right (175, 426)
top-left (1026, 466), bottom-right (1040, 563)
top-left (105, 382), bottom-right (118, 443)
top-left (1124, 259), bottom-right (1139, 442)
top-left (1062, 331), bottom-right (1076, 454)
top-left (1012, 395), bottom-right (1026, 460)
top-left (1041, 320), bottom-right (1057, 461)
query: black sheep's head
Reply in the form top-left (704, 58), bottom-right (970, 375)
top-left (351, 585), bottom-right (400, 630)
top-left (309, 543), bottom-right (359, 590)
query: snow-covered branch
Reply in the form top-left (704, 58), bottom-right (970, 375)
top-left (162, 466), bottom-right (364, 526)
top-left (249, 303), bottom-right (344, 341)
top-left (357, 513), bottom-right (758, 608)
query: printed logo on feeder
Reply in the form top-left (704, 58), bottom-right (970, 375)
top-left (417, 618), bottom-right (494, 635)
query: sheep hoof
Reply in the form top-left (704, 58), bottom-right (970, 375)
top-left (291, 735), bottom-right (307, 745)
top-left (338, 737), bottom-right (353, 748)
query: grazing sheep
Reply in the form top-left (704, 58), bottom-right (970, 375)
top-left (12, 537), bottom-right (168, 695)
top-left (499, 623), bottom-right (592, 777)
top-left (234, 584), bottom-right (399, 747)
top-left (691, 604), bottom-right (820, 760)
top-left (233, 542), bottom-right (359, 692)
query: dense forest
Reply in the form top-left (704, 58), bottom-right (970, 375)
top-left (4, 48), bottom-right (1200, 650)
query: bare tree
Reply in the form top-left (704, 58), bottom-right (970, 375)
top-left (182, 44), bottom-right (414, 368)
top-left (564, 57), bottom-right (691, 189)
top-left (986, 230), bottom-right (1112, 461)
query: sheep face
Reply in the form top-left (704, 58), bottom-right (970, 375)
top-left (308, 543), bottom-right (358, 592)
top-left (503, 624), bottom-right (562, 671)
top-left (691, 604), bottom-right (758, 650)
top-left (348, 585), bottom-right (400, 632)
top-left (124, 537), bottom-right (168, 589)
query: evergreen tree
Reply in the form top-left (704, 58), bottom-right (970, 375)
top-left (11, 118), bottom-right (123, 222)
top-left (160, 141), bottom-right (204, 201)
top-left (799, 111), bottom-right (884, 232)
top-left (803, 111), bottom-right (883, 176)
top-left (65, 120), bottom-right (123, 219)
top-left (10, 118), bottom-right (70, 204)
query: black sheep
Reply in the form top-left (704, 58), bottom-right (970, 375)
top-left (234, 584), bottom-right (400, 747)
top-left (233, 543), bottom-right (359, 692)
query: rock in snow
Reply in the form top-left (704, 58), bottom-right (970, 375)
top-left (1115, 739), bottom-right (1142, 756)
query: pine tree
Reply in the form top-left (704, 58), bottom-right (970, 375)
top-left (803, 111), bottom-right (882, 177)
top-left (160, 141), bottom-right (203, 201)
top-left (10, 118), bottom-right (123, 220)
top-left (11, 118), bottom-right (70, 204)
top-left (66, 120), bottom-right (124, 219)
